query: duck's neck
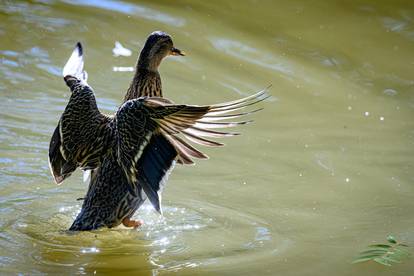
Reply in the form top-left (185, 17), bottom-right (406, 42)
top-left (123, 68), bottom-right (162, 102)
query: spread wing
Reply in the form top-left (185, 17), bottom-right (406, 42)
top-left (115, 89), bottom-right (269, 213)
top-left (48, 43), bottom-right (112, 184)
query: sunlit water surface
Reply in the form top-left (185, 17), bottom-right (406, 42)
top-left (1, 0), bottom-right (414, 275)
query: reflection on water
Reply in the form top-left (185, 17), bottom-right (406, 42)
top-left (1, 0), bottom-right (414, 275)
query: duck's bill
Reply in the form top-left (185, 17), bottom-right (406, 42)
top-left (171, 47), bottom-right (185, 56)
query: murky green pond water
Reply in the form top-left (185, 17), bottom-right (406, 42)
top-left (1, 0), bottom-right (414, 275)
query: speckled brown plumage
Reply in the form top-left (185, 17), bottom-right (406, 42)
top-left (48, 31), bottom-right (269, 231)
top-left (124, 69), bottom-right (162, 100)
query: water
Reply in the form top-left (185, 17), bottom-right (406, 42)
top-left (1, 0), bottom-right (414, 275)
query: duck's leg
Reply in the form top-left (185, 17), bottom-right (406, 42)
top-left (122, 217), bottom-right (143, 228)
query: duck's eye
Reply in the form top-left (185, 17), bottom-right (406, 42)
top-left (159, 41), bottom-right (172, 51)
top-left (160, 38), bottom-right (172, 45)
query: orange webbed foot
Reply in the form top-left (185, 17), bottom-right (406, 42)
top-left (122, 217), bottom-right (143, 229)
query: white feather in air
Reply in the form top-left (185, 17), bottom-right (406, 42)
top-left (113, 41), bottom-right (132, 57)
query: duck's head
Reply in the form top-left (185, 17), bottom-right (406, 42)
top-left (138, 31), bottom-right (185, 71)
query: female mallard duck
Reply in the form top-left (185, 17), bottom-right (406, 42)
top-left (48, 31), bottom-right (269, 231)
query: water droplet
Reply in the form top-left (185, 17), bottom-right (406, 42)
top-left (112, 66), bottom-right (134, 72)
top-left (81, 247), bottom-right (100, 254)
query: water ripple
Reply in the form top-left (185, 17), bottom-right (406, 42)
top-left (62, 0), bottom-right (186, 27)
top-left (210, 37), bottom-right (295, 77)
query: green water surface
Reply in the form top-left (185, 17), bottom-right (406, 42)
top-left (0, 0), bottom-right (413, 275)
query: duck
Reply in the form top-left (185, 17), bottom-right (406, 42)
top-left (48, 31), bottom-right (269, 231)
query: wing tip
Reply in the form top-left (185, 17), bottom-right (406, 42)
top-left (156, 208), bottom-right (163, 216)
top-left (48, 156), bottom-right (64, 185)
top-left (54, 175), bottom-right (64, 185)
top-left (154, 191), bottom-right (163, 215)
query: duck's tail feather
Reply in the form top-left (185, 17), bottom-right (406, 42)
top-left (62, 42), bottom-right (88, 83)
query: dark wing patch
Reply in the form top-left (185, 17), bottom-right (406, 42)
top-left (137, 134), bottom-right (177, 213)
